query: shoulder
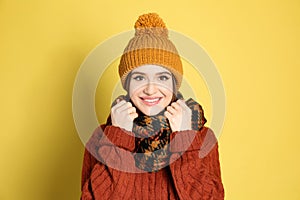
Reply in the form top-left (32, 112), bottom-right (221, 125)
top-left (87, 124), bottom-right (136, 154)
top-left (196, 127), bottom-right (219, 158)
top-left (198, 127), bottom-right (218, 146)
top-left (86, 124), bottom-right (106, 146)
top-left (84, 124), bottom-right (108, 158)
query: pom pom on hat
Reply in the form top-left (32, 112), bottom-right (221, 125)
top-left (134, 13), bottom-right (168, 37)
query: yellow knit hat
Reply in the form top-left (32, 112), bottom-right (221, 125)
top-left (118, 13), bottom-right (183, 90)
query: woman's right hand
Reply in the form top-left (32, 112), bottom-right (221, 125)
top-left (111, 99), bottom-right (138, 131)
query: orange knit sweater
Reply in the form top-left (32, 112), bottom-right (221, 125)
top-left (81, 125), bottom-right (224, 199)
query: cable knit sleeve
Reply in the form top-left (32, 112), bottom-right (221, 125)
top-left (81, 125), bottom-right (104, 191)
top-left (81, 125), bottom-right (141, 199)
top-left (81, 125), bottom-right (135, 184)
top-left (98, 125), bottom-right (135, 151)
top-left (169, 127), bottom-right (225, 200)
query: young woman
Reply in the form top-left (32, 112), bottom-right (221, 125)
top-left (81, 13), bottom-right (224, 199)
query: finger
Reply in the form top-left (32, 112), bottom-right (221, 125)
top-left (119, 102), bottom-right (133, 112)
top-left (171, 101), bottom-right (182, 111)
top-left (114, 101), bottom-right (132, 112)
top-left (177, 99), bottom-right (191, 113)
top-left (129, 112), bottom-right (138, 120)
top-left (164, 111), bottom-right (173, 121)
top-left (177, 99), bottom-right (188, 107)
top-left (166, 106), bottom-right (177, 115)
top-left (127, 106), bottom-right (136, 114)
top-left (112, 98), bottom-right (121, 108)
top-left (112, 99), bottom-right (127, 111)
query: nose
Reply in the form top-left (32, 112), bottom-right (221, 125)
top-left (143, 82), bottom-right (157, 95)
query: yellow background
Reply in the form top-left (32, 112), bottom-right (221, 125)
top-left (1, 0), bottom-right (299, 199)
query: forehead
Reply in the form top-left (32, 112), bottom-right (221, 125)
top-left (132, 64), bottom-right (171, 74)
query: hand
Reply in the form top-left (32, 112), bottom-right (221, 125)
top-left (111, 99), bottom-right (138, 131)
top-left (164, 99), bottom-right (192, 132)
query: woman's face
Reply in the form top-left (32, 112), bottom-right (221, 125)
top-left (129, 64), bottom-right (174, 116)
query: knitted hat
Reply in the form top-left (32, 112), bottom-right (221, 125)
top-left (118, 13), bottom-right (183, 91)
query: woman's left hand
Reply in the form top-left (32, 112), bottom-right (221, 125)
top-left (164, 99), bottom-right (192, 132)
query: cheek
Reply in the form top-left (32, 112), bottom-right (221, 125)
top-left (128, 82), bottom-right (137, 98)
top-left (160, 80), bottom-right (174, 94)
top-left (128, 81), bottom-right (145, 96)
top-left (159, 85), bottom-right (174, 97)
top-left (165, 91), bottom-right (174, 101)
top-left (129, 87), bottom-right (142, 102)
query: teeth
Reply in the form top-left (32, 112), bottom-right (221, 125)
top-left (144, 98), bottom-right (159, 103)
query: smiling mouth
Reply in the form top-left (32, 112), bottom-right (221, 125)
top-left (140, 97), bottom-right (162, 106)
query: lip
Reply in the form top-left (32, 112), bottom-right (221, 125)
top-left (140, 97), bottom-right (162, 106)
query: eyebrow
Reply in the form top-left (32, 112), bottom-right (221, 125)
top-left (131, 71), bottom-right (172, 76)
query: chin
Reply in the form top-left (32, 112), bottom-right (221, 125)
top-left (141, 106), bottom-right (165, 116)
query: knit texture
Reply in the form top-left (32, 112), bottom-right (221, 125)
top-left (81, 126), bottom-right (224, 200)
top-left (81, 96), bottom-right (224, 199)
top-left (118, 13), bottom-right (183, 90)
top-left (108, 92), bottom-right (207, 172)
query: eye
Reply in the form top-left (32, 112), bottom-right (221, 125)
top-left (133, 75), bottom-right (145, 81)
top-left (158, 75), bottom-right (170, 81)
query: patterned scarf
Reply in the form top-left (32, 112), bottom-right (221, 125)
top-left (106, 92), bottom-right (206, 172)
